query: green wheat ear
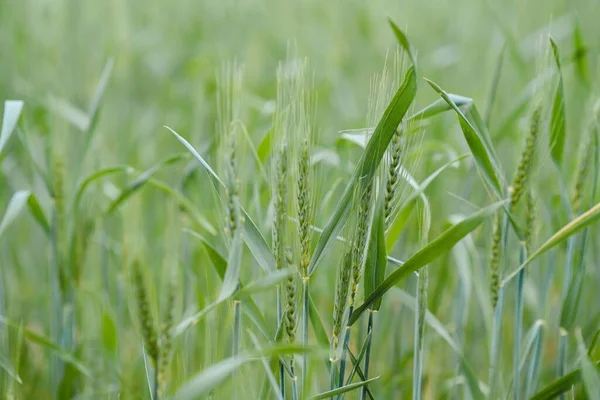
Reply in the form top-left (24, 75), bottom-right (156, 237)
top-left (524, 190), bottom-right (536, 254)
top-left (132, 261), bottom-right (159, 364)
top-left (285, 248), bottom-right (298, 342)
top-left (273, 144), bottom-right (289, 271)
top-left (349, 185), bottom-right (373, 307)
top-left (297, 137), bottom-right (312, 279)
top-left (490, 212), bottom-right (502, 309)
top-left (572, 130), bottom-right (594, 214)
top-left (509, 107), bottom-right (541, 211)
top-left (331, 248), bottom-right (353, 361)
top-left (158, 276), bottom-right (175, 397)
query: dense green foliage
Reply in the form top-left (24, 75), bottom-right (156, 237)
top-left (1, 0), bottom-right (599, 398)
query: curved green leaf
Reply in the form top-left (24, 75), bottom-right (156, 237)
top-left (172, 345), bottom-right (321, 400)
top-left (73, 166), bottom-right (130, 213)
top-left (0, 191), bottom-right (31, 239)
top-left (530, 361), bottom-right (600, 400)
top-left (104, 153), bottom-right (188, 215)
top-left (308, 66), bottom-right (417, 276)
top-left (167, 127), bottom-right (275, 272)
top-left (309, 376), bottom-right (380, 400)
top-left (0, 100), bottom-right (24, 156)
top-left (349, 200), bottom-right (506, 325)
top-left (364, 198), bottom-right (386, 311)
top-left (407, 94), bottom-right (472, 121)
top-left (388, 18), bottom-right (416, 68)
top-left (425, 78), bottom-right (503, 198)
top-left (576, 329), bottom-right (600, 400)
top-left (502, 200), bottom-right (600, 285)
top-left (549, 37), bottom-right (566, 166)
top-left (218, 230), bottom-right (243, 301)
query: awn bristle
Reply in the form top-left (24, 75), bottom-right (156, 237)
top-left (510, 107), bottom-right (541, 210)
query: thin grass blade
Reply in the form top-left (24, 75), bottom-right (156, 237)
top-left (0, 100), bottom-right (24, 156)
top-left (308, 67), bottom-right (417, 276)
top-left (350, 200), bottom-right (506, 324)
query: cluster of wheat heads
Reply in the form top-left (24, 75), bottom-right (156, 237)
top-left (2, 16), bottom-right (600, 400)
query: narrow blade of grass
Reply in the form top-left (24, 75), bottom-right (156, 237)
top-left (241, 211), bottom-right (276, 273)
top-left (0, 316), bottom-right (90, 376)
top-left (424, 79), bottom-right (503, 198)
top-left (350, 200), bottom-right (506, 325)
top-left (172, 345), bottom-right (322, 400)
top-left (407, 94), bottom-right (472, 121)
top-left (502, 200), bottom-right (600, 285)
top-left (0, 100), bottom-right (24, 156)
top-left (0, 355), bottom-right (22, 384)
top-left (0, 191), bottom-right (31, 239)
top-left (576, 329), bottom-right (600, 400)
top-left (308, 66), bottom-right (417, 276)
top-left (104, 153), bottom-right (188, 214)
top-left (530, 361), bottom-right (600, 400)
top-left (388, 18), bottom-right (416, 67)
top-left (386, 154), bottom-right (468, 251)
top-left (167, 126), bottom-right (276, 271)
top-left (309, 376), bottom-right (380, 400)
top-left (72, 166), bottom-right (130, 212)
top-left (218, 230), bottom-right (243, 301)
top-left (392, 288), bottom-right (485, 400)
top-left (364, 196), bottom-right (386, 311)
top-left (549, 37), bottom-right (567, 167)
top-left (257, 125), bottom-right (273, 164)
top-left (484, 45), bottom-right (506, 125)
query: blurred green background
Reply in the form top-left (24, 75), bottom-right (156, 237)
top-left (1, 0), bottom-right (599, 398)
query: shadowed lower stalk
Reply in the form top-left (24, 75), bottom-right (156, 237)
top-left (360, 310), bottom-right (375, 400)
top-left (513, 244), bottom-right (527, 400)
top-left (489, 213), bottom-right (509, 397)
top-left (338, 186), bottom-right (372, 389)
top-left (413, 268), bottom-right (428, 400)
top-left (525, 323), bottom-right (544, 397)
top-left (330, 250), bottom-right (353, 389)
top-left (301, 277), bottom-right (310, 394)
top-left (558, 328), bottom-right (568, 400)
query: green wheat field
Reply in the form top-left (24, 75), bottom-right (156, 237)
top-left (1, 0), bottom-right (599, 399)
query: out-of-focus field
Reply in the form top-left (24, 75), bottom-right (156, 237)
top-left (0, 0), bottom-right (599, 398)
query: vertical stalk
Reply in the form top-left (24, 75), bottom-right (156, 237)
top-left (413, 268), bottom-right (427, 400)
top-left (558, 328), bottom-right (568, 400)
top-left (525, 324), bottom-right (544, 398)
top-left (513, 245), bottom-right (527, 400)
top-left (233, 300), bottom-right (242, 356)
top-left (489, 213), bottom-right (509, 398)
top-left (302, 277), bottom-right (310, 395)
top-left (337, 306), bottom-right (354, 389)
top-left (360, 310), bottom-right (375, 400)
top-left (49, 207), bottom-right (63, 393)
top-left (277, 286), bottom-right (285, 397)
